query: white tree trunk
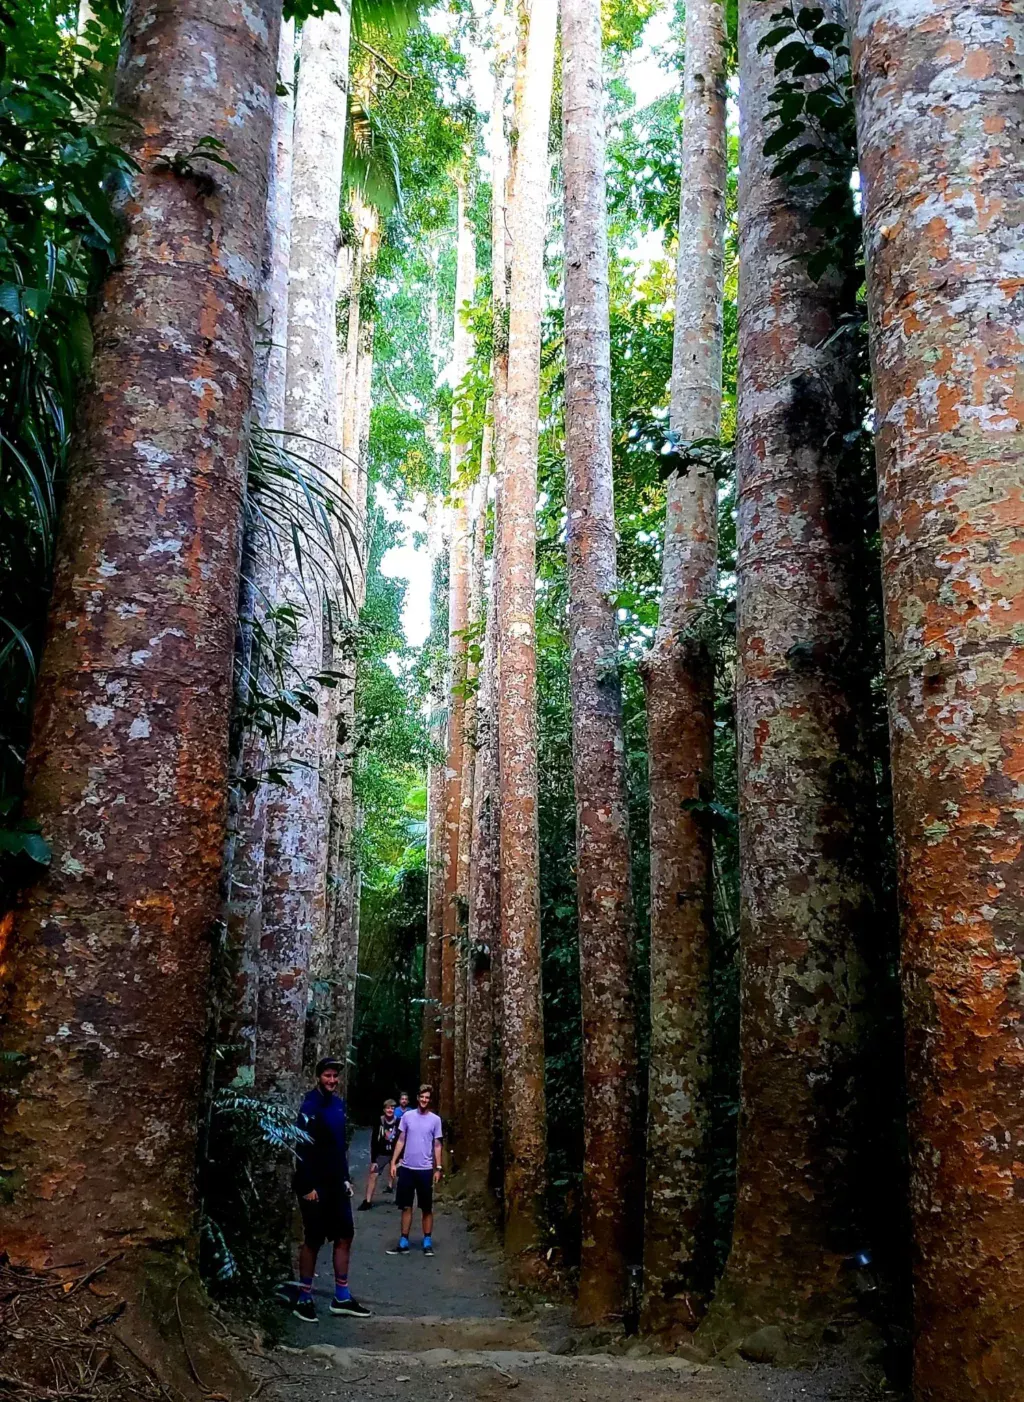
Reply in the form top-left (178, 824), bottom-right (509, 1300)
top-left (256, 3), bottom-right (352, 1100)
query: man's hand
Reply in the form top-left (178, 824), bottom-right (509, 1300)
top-left (389, 1162), bottom-right (397, 1183)
top-left (303, 1189), bottom-right (318, 1202)
top-left (433, 1168), bottom-right (442, 1185)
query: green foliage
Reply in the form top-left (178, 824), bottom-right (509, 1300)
top-left (757, 2), bottom-right (860, 282)
top-left (0, 0), bottom-right (132, 900)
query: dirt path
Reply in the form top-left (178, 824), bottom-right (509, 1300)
top-left (247, 1129), bottom-right (891, 1402)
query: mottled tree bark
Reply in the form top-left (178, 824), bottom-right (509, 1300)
top-left (441, 179), bottom-right (477, 1123)
top-left (422, 496), bottom-right (448, 1085)
top-left (561, 0), bottom-right (638, 1325)
top-left (497, 0), bottom-right (555, 1261)
top-left (708, 0), bottom-right (875, 1335)
top-left (463, 452), bottom-right (498, 1184)
top-left (455, 465), bottom-right (487, 1133)
top-left (256, 4), bottom-right (351, 1101)
top-left (851, 3), bottom-right (1024, 1395)
top-left (0, 0), bottom-right (281, 1266)
top-left (640, 0), bottom-right (726, 1331)
top-left (219, 18), bottom-right (296, 1095)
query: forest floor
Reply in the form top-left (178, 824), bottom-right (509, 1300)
top-left (242, 1130), bottom-right (898, 1402)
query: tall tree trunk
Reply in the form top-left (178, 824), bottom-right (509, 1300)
top-left (0, 0), bottom-right (281, 1266)
top-left (560, 0), bottom-right (637, 1325)
top-left (463, 436), bottom-right (498, 1185)
top-left (640, 0), bottom-right (726, 1330)
top-left (422, 495), bottom-right (448, 1085)
top-left (706, 0), bottom-right (875, 1337)
top-left (454, 465), bottom-right (487, 1133)
top-left (256, 4), bottom-right (352, 1100)
top-left (441, 178), bottom-right (477, 1122)
top-left (851, 4), bottom-right (1024, 1396)
top-left (219, 17), bottom-right (297, 1093)
top-left (497, 0), bottom-right (556, 1262)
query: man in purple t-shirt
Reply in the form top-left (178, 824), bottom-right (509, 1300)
top-left (386, 1084), bottom-right (443, 1256)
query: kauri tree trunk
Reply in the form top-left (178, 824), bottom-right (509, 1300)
top-left (441, 178), bottom-right (477, 1123)
top-left (219, 16), bottom-right (296, 1094)
top-left (707, 0), bottom-right (875, 1339)
top-left (561, 0), bottom-right (638, 1326)
top-left (497, 0), bottom-right (556, 1262)
top-left (640, 0), bottom-right (726, 1330)
top-left (256, 4), bottom-right (352, 1100)
top-left (0, 0), bottom-right (281, 1265)
top-left (851, 2), bottom-right (1024, 1395)
top-left (463, 443), bottom-right (498, 1185)
top-left (422, 493), bottom-right (448, 1085)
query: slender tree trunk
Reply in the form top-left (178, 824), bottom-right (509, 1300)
top-left (497, 0), bottom-right (556, 1261)
top-left (463, 438), bottom-right (498, 1184)
top-left (851, 4), bottom-right (1024, 1396)
top-left (422, 495), bottom-right (448, 1085)
top-left (257, 3), bottom-right (352, 1100)
top-left (219, 17), bottom-right (297, 1092)
top-left (706, 0), bottom-right (875, 1337)
top-left (441, 178), bottom-right (477, 1123)
top-left (454, 466), bottom-right (486, 1133)
top-left (560, 0), bottom-right (637, 1325)
top-left (640, 0), bottom-right (726, 1330)
top-left (0, 0), bottom-right (281, 1266)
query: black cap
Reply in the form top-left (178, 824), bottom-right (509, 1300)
top-left (316, 1056), bottom-right (343, 1076)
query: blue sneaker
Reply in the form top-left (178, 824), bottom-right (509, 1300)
top-left (386, 1240), bottom-right (410, 1256)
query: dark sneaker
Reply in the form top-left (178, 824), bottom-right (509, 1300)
top-left (330, 1295), bottom-right (372, 1317)
top-left (357, 1200), bottom-right (372, 1211)
top-left (386, 1242), bottom-right (410, 1255)
top-left (423, 1244), bottom-right (435, 1257)
top-left (293, 1299), bottom-right (317, 1323)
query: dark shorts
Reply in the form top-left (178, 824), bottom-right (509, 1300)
top-left (395, 1166), bottom-right (433, 1213)
top-left (298, 1191), bottom-right (354, 1248)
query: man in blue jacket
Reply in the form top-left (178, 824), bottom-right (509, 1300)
top-left (293, 1056), bottom-right (371, 1322)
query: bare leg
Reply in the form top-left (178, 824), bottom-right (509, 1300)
top-left (333, 1238), bottom-right (351, 1281)
top-left (401, 1207), bottom-right (413, 1238)
top-left (422, 1211), bottom-right (434, 1238)
top-left (299, 1242), bottom-right (318, 1282)
top-left (364, 1166), bottom-right (379, 1204)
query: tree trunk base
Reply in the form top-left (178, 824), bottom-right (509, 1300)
top-left (0, 1246), bottom-right (252, 1402)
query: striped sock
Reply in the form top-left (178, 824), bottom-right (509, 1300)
top-left (298, 1276), bottom-right (314, 1304)
top-left (334, 1273), bottom-right (350, 1302)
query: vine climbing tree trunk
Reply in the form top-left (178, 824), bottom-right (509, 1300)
top-left (219, 16), bottom-right (296, 1093)
top-left (851, 3), bottom-right (1024, 1396)
top-left (640, 0), bottom-right (726, 1331)
top-left (704, 0), bottom-right (876, 1342)
top-left (561, 0), bottom-right (638, 1326)
top-left (256, 3), bottom-right (352, 1101)
top-left (0, 0), bottom-right (281, 1268)
top-left (441, 177), bottom-right (476, 1123)
top-left (497, 0), bottom-right (556, 1263)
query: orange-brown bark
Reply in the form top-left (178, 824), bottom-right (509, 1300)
top-left (852, 2), bottom-right (1024, 1395)
top-left (0, 0), bottom-right (281, 1265)
top-left (561, 0), bottom-right (638, 1325)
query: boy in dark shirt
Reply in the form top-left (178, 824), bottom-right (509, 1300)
top-left (358, 1098), bottom-right (400, 1210)
top-left (292, 1057), bottom-right (372, 1322)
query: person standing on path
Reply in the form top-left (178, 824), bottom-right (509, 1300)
top-left (387, 1084), bottom-right (443, 1256)
top-left (359, 1098), bottom-right (401, 1210)
top-left (292, 1056), bottom-right (372, 1322)
top-left (395, 1091), bottom-right (410, 1120)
